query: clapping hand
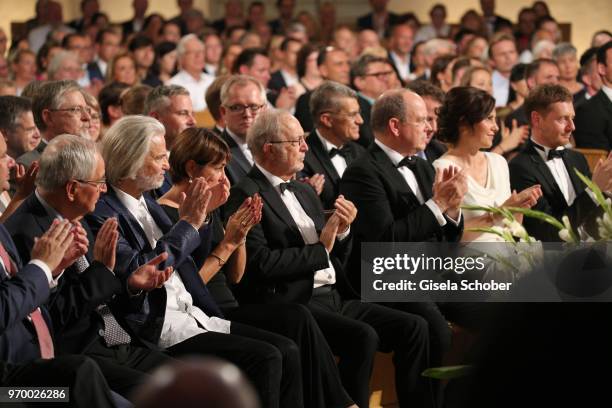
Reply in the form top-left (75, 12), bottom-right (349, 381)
top-left (31, 220), bottom-right (75, 276)
top-left (127, 253), bottom-right (174, 292)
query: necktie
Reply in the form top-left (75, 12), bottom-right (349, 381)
top-left (279, 181), bottom-right (295, 194)
top-left (30, 308), bottom-right (54, 359)
top-left (75, 255), bottom-right (132, 346)
top-left (0, 242), bottom-right (54, 359)
top-left (0, 242), bottom-right (15, 277)
top-left (397, 155), bottom-right (421, 171)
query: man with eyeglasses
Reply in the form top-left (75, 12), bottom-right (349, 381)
top-left (351, 54), bottom-right (399, 147)
top-left (225, 108), bottom-right (434, 408)
top-left (17, 80), bottom-right (91, 169)
top-left (5, 134), bottom-right (177, 402)
top-left (219, 75), bottom-right (268, 185)
top-left (300, 81), bottom-right (366, 210)
top-left (168, 34), bottom-right (214, 112)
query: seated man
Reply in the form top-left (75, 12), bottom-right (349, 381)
top-left (509, 84), bottom-right (612, 241)
top-left (87, 115), bottom-right (302, 408)
top-left (225, 109), bottom-right (433, 408)
top-left (5, 134), bottom-right (176, 401)
top-left (0, 133), bottom-right (118, 408)
top-left (300, 81), bottom-right (366, 210)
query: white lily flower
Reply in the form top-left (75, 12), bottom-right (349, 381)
top-left (558, 228), bottom-right (573, 242)
top-left (503, 219), bottom-right (529, 240)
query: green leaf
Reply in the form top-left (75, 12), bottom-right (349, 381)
top-left (505, 207), bottom-right (566, 231)
top-left (422, 365), bottom-right (473, 380)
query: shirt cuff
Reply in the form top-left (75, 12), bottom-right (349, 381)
top-left (445, 209), bottom-right (462, 226)
top-left (425, 199), bottom-right (447, 227)
top-left (29, 259), bottom-right (57, 288)
top-left (337, 226), bottom-right (351, 241)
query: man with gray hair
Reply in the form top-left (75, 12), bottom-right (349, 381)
top-left (300, 81), bottom-right (366, 209)
top-left (168, 34), bottom-right (214, 112)
top-left (17, 80), bottom-right (91, 168)
top-left (225, 108), bottom-right (432, 408)
top-left (145, 84), bottom-right (196, 150)
top-left (88, 115), bottom-right (300, 408)
top-left (220, 75), bottom-right (268, 185)
top-left (46, 50), bottom-right (84, 81)
top-left (0, 96), bottom-right (41, 160)
top-left (5, 133), bottom-right (176, 401)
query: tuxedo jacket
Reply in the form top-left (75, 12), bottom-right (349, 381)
top-left (294, 91), bottom-right (314, 133)
top-left (0, 224), bottom-right (54, 378)
top-left (574, 90), bottom-right (612, 151)
top-left (504, 105), bottom-right (529, 129)
top-left (225, 166), bottom-right (356, 305)
top-left (86, 188), bottom-right (222, 344)
top-left (3, 194), bottom-right (135, 354)
top-left (221, 129), bottom-right (252, 185)
top-left (300, 132), bottom-right (366, 209)
top-left (340, 143), bottom-right (463, 289)
top-left (424, 139), bottom-right (448, 163)
top-left (509, 140), bottom-right (598, 242)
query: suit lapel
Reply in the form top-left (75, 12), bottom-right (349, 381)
top-left (308, 133), bottom-right (341, 183)
top-left (562, 153), bottom-right (586, 194)
top-left (103, 189), bottom-right (152, 251)
top-left (292, 182), bottom-right (324, 231)
top-left (250, 167), bottom-right (303, 236)
top-left (145, 195), bottom-right (172, 234)
top-left (525, 141), bottom-right (567, 205)
top-left (370, 144), bottom-right (421, 206)
top-left (222, 130), bottom-right (252, 175)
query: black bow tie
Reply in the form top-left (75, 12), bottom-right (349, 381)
top-left (279, 181), bottom-right (295, 194)
top-left (329, 146), bottom-right (351, 160)
top-left (547, 149), bottom-right (565, 160)
top-left (397, 155), bottom-right (422, 170)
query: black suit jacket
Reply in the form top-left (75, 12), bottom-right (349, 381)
top-left (356, 12), bottom-right (401, 37)
top-left (509, 140), bottom-right (598, 242)
top-left (504, 105), bottom-right (529, 129)
top-left (0, 224), bottom-right (53, 376)
top-left (221, 129), bottom-right (252, 185)
top-left (268, 70), bottom-right (288, 94)
top-left (424, 139), bottom-right (447, 163)
top-left (3, 194), bottom-right (135, 354)
top-left (339, 143), bottom-right (463, 289)
top-left (574, 90), bottom-right (612, 151)
top-left (86, 188), bottom-right (222, 344)
top-left (225, 166), bottom-right (356, 304)
top-left (294, 91), bottom-right (314, 133)
top-left (300, 131), bottom-right (366, 209)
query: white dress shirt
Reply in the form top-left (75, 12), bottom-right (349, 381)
top-left (113, 187), bottom-right (231, 349)
top-left (255, 164), bottom-right (349, 287)
top-left (374, 139), bottom-right (460, 227)
top-left (226, 128), bottom-right (254, 166)
top-left (315, 130), bottom-right (348, 177)
top-left (168, 70), bottom-right (215, 112)
top-left (389, 51), bottom-right (411, 81)
top-left (601, 85), bottom-right (612, 103)
top-left (531, 142), bottom-right (577, 206)
top-left (492, 70), bottom-right (510, 107)
top-left (280, 69), bottom-right (298, 88)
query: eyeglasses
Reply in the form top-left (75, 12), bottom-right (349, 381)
top-left (49, 106), bottom-right (92, 116)
top-left (224, 104), bottom-right (266, 114)
top-left (362, 70), bottom-right (394, 79)
top-left (267, 135), bottom-right (305, 147)
top-left (75, 178), bottom-right (107, 191)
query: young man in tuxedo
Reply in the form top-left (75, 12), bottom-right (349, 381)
top-left (225, 108), bottom-right (434, 408)
top-left (300, 81), bottom-right (366, 210)
top-left (509, 84), bottom-right (612, 241)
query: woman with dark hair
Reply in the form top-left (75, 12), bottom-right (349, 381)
top-left (143, 42), bottom-right (177, 86)
top-left (158, 127), bottom-right (357, 408)
top-left (296, 43), bottom-right (322, 92)
top-left (409, 41), bottom-right (428, 80)
top-left (433, 87), bottom-right (542, 242)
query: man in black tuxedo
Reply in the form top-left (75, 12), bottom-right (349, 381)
top-left (386, 24), bottom-right (414, 85)
top-left (4, 135), bottom-right (177, 400)
top-left (268, 37), bottom-right (302, 95)
top-left (356, 0), bottom-right (401, 39)
top-left (225, 109), bottom-right (434, 408)
top-left (406, 80), bottom-right (448, 163)
top-left (574, 41), bottom-right (612, 151)
top-left (339, 89), bottom-right (466, 375)
top-left (121, 0), bottom-right (148, 39)
top-left (219, 75), bottom-right (268, 185)
top-left (351, 54), bottom-right (399, 148)
top-left (294, 47), bottom-right (351, 133)
top-left (510, 84), bottom-right (612, 241)
top-left (87, 115), bottom-right (303, 408)
top-left (300, 81), bottom-right (366, 210)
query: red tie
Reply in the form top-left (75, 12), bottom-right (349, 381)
top-left (0, 242), bottom-right (54, 359)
